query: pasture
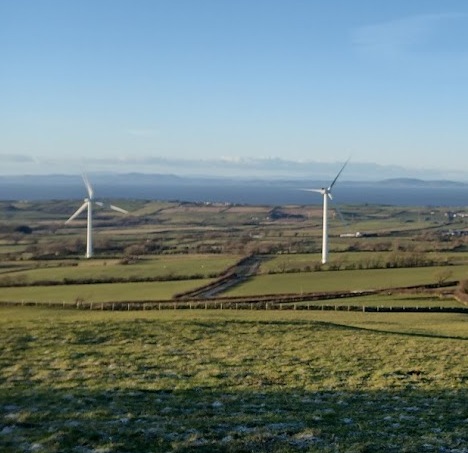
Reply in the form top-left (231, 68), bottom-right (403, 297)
top-left (0, 201), bottom-right (466, 306)
top-left (0, 254), bottom-right (240, 285)
top-left (1, 262), bottom-right (466, 305)
top-left (0, 279), bottom-right (214, 304)
top-left (0, 308), bottom-right (467, 452)
top-left (224, 265), bottom-right (468, 297)
top-left (0, 200), bottom-right (467, 451)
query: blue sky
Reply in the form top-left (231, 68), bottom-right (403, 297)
top-left (2, 0), bottom-right (468, 179)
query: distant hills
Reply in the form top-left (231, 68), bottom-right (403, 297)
top-left (375, 178), bottom-right (468, 187)
top-left (3, 155), bottom-right (468, 182)
top-left (1, 172), bottom-right (467, 206)
top-left (0, 173), bottom-right (467, 188)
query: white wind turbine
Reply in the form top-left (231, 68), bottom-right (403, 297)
top-left (304, 159), bottom-right (349, 264)
top-left (65, 174), bottom-right (128, 258)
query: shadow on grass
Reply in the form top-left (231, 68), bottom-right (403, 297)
top-left (313, 319), bottom-right (468, 341)
top-left (189, 317), bottom-right (468, 341)
top-left (1, 386), bottom-right (467, 452)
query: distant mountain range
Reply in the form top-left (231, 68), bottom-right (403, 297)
top-left (377, 178), bottom-right (468, 187)
top-left (1, 173), bottom-right (467, 206)
top-left (0, 173), bottom-right (467, 187)
top-left (2, 155), bottom-right (468, 182)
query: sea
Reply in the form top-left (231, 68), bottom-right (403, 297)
top-left (1, 178), bottom-right (467, 207)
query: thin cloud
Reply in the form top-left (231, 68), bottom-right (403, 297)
top-left (77, 156), bottom-right (354, 174)
top-left (1, 153), bottom-right (36, 163)
top-left (353, 13), bottom-right (468, 59)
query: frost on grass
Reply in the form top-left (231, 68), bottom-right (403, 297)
top-left (1, 389), bottom-right (467, 452)
top-left (0, 310), bottom-right (467, 452)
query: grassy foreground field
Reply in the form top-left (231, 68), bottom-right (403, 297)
top-left (1, 308), bottom-right (467, 452)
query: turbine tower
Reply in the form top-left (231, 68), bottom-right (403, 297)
top-left (65, 174), bottom-right (128, 258)
top-left (305, 159), bottom-right (349, 264)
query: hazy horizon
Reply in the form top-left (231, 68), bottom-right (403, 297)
top-left (3, 1), bottom-right (468, 178)
top-left (1, 156), bottom-right (467, 183)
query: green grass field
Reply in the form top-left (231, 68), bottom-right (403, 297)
top-left (0, 254), bottom-right (241, 285)
top-left (225, 265), bottom-right (468, 297)
top-left (1, 200), bottom-right (467, 450)
top-left (0, 279), bottom-right (213, 303)
top-left (0, 308), bottom-right (466, 452)
top-left (262, 252), bottom-right (468, 273)
top-left (1, 261), bottom-right (466, 305)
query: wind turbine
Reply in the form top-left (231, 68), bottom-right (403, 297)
top-left (304, 159), bottom-right (349, 264)
top-left (65, 174), bottom-right (128, 258)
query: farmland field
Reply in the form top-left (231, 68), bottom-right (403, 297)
top-left (0, 308), bottom-right (466, 452)
top-left (0, 254), bottom-right (241, 285)
top-left (1, 200), bottom-right (467, 451)
top-left (0, 279), bottom-right (214, 303)
top-left (225, 265), bottom-right (468, 297)
top-left (1, 259), bottom-right (466, 305)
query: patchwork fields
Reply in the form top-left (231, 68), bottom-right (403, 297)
top-left (0, 200), bottom-right (467, 451)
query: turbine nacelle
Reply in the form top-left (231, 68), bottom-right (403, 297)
top-left (304, 187), bottom-right (331, 198)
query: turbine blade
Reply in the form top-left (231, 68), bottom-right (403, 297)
top-left (333, 203), bottom-right (347, 226)
top-left (65, 202), bottom-right (88, 223)
top-left (328, 158), bottom-right (350, 190)
top-left (109, 204), bottom-right (128, 214)
top-left (93, 200), bottom-right (127, 214)
top-left (301, 189), bottom-right (323, 193)
top-left (82, 173), bottom-right (94, 199)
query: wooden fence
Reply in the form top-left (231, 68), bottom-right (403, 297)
top-left (1, 299), bottom-right (467, 313)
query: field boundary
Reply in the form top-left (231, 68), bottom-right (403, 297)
top-left (2, 286), bottom-right (467, 313)
top-left (1, 300), bottom-right (467, 313)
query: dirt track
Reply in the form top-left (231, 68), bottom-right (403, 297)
top-left (175, 255), bottom-right (264, 299)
